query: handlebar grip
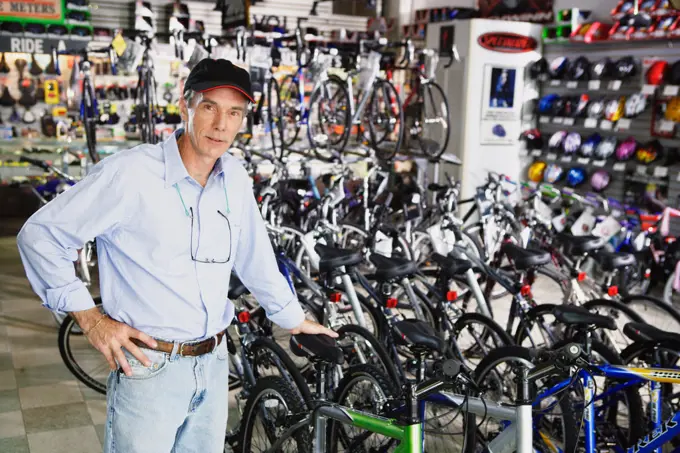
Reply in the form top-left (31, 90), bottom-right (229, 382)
top-left (19, 156), bottom-right (50, 170)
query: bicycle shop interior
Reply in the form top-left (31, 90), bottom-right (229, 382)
top-left (1, 0), bottom-right (680, 452)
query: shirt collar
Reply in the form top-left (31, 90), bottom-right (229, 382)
top-left (163, 129), bottom-right (228, 188)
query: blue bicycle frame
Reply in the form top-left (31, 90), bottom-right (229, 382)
top-left (535, 364), bottom-right (680, 453)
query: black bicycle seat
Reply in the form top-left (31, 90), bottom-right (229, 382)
top-left (29, 53), bottom-right (42, 76)
top-left (0, 86), bottom-right (15, 106)
top-left (623, 322), bottom-right (680, 344)
top-left (427, 183), bottom-right (448, 193)
top-left (593, 251), bottom-right (636, 272)
top-left (369, 253), bottom-right (417, 281)
top-left (393, 319), bottom-right (446, 353)
top-left (502, 243), bottom-right (551, 270)
top-left (553, 305), bottom-right (616, 330)
top-left (45, 54), bottom-right (58, 76)
top-left (0, 53), bottom-right (9, 74)
top-left (227, 273), bottom-right (250, 299)
top-left (290, 334), bottom-right (344, 365)
top-left (556, 233), bottom-right (605, 256)
top-left (14, 58), bottom-right (27, 77)
top-left (315, 244), bottom-right (362, 273)
top-left (431, 253), bottom-right (473, 277)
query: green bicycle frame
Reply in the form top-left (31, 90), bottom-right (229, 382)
top-left (342, 408), bottom-right (422, 453)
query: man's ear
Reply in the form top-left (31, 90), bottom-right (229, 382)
top-left (179, 96), bottom-right (189, 123)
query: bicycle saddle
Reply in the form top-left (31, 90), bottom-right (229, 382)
top-left (29, 53), bottom-right (42, 76)
top-left (18, 80), bottom-right (37, 108)
top-left (623, 322), bottom-right (680, 344)
top-left (290, 334), bottom-right (344, 365)
top-left (228, 273), bottom-right (250, 299)
top-left (553, 305), bottom-right (616, 330)
top-left (556, 232), bottom-right (605, 256)
top-left (45, 53), bottom-right (58, 76)
top-left (369, 253), bottom-right (417, 281)
top-left (0, 86), bottom-right (15, 106)
top-left (592, 250), bottom-right (636, 272)
top-left (314, 244), bottom-right (362, 273)
top-left (431, 253), bottom-right (473, 277)
top-left (14, 58), bottom-right (27, 78)
top-left (427, 183), bottom-right (449, 193)
top-left (501, 243), bottom-right (551, 270)
top-left (393, 319), bottom-right (446, 353)
top-left (0, 53), bottom-right (9, 74)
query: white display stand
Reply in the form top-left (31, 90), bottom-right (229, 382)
top-left (426, 19), bottom-right (542, 199)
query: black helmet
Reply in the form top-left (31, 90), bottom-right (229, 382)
top-left (529, 58), bottom-right (548, 80)
top-left (614, 56), bottom-right (638, 79)
top-left (591, 58), bottom-right (614, 80)
top-left (549, 57), bottom-right (570, 79)
top-left (567, 56), bottom-right (591, 81)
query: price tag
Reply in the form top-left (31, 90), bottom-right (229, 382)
top-left (654, 166), bottom-right (669, 178)
top-left (540, 116), bottom-right (550, 124)
top-left (563, 117), bottom-right (575, 126)
top-left (592, 160), bottom-right (606, 167)
top-left (608, 80), bottom-right (622, 90)
top-left (613, 162), bottom-right (626, 172)
top-left (550, 80), bottom-right (561, 86)
top-left (600, 120), bottom-right (613, 130)
top-left (642, 84), bottom-right (657, 95)
top-left (636, 165), bottom-right (647, 175)
top-left (660, 120), bottom-right (676, 132)
top-left (546, 152), bottom-right (557, 161)
top-left (553, 116), bottom-right (564, 124)
top-left (588, 80), bottom-right (601, 90)
top-left (560, 155), bottom-right (573, 163)
top-left (531, 149), bottom-right (542, 157)
top-left (577, 157), bottom-right (590, 165)
top-left (566, 81), bottom-right (578, 89)
top-left (584, 118), bottom-right (598, 128)
top-left (616, 118), bottom-right (632, 130)
top-left (663, 85), bottom-right (680, 97)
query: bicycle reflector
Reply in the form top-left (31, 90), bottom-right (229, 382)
top-left (577, 272), bottom-right (587, 282)
top-left (237, 311), bottom-right (250, 323)
top-left (646, 60), bottom-right (668, 85)
top-left (608, 286), bottom-right (619, 297)
top-left (329, 292), bottom-right (342, 303)
top-left (385, 298), bottom-right (398, 308)
top-left (520, 285), bottom-right (532, 297)
top-left (446, 291), bottom-right (458, 301)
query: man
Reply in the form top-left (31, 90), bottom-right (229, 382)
top-left (17, 58), bottom-right (336, 452)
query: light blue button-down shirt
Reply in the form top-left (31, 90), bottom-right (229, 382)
top-left (17, 130), bottom-right (305, 341)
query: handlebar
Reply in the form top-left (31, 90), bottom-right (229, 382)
top-left (52, 45), bottom-right (118, 76)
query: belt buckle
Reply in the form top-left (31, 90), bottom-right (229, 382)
top-left (179, 342), bottom-right (189, 357)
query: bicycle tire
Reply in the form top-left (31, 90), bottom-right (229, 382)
top-left (621, 295), bottom-right (680, 333)
top-left (449, 312), bottom-right (514, 370)
top-left (512, 303), bottom-right (561, 348)
top-left (418, 81), bottom-right (450, 158)
top-left (81, 77), bottom-right (99, 164)
top-left (58, 297), bottom-right (107, 394)
top-left (328, 364), bottom-right (399, 453)
top-left (279, 74), bottom-right (302, 148)
top-left (249, 336), bottom-right (313, 406)
top-left (464, 345), bottom-right (578, 453)
top-left (368, 79), bottom-right (403, 161)
top-left (336, 324), bottom-right (400, 384)
top-left (308, 76), bottom-right (350, 160)
top-left (237, 376), bottom-right (312, 453)
top-left (267, 77), bottom-right (284, 159)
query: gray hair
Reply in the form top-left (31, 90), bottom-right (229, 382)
top-left (184, 89), bottom-right (197, 107)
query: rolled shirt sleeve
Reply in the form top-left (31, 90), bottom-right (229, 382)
top-left (17, 158), bottom-right (131, 314)
top-left (233, 178), bottom-right (305, 330)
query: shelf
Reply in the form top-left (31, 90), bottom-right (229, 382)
top-left (0, 138), bottom-right (141, 150)
top-left (544, 37), bottom-right (680, 51)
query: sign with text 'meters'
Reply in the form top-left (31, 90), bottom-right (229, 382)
top-left (477, 32), bottom-right (537, 53)
top-left (0, 0), bottom-right (64, 23)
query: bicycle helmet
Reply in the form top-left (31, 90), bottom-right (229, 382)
top-left (636, 140), bottom-right (662, 164)
top-left (0, 54), bottom-right (8, 74)
top-left (624, 93), bottom-right (646, 118)
top-left (669, 60), bottom-right (680, 86)
top-left (614, 56), bottom-right (638, 79)
top-left (561, 96), bottom-right (577, 117)
top-left (615, 137), bottom-right (637, 160)
top-left (24, 23), bottom-right (46, 34)
top-left (590, 170), bottom-right (611, 192)
top-left (595, 136), bottom-right (618, 159)
top-left (591, 58), bottom-right (614, 80)
top-left (538, 94), bottom-right (560, 114)
top-left (544, 164), bottom-right (564, 183)
top-left (665, 96), bottom-right (680, 122)
top-left (529, 58), bottom-right (548, 80)
top-left (564, 132), bottom-right (582, 154)
top-left (528, 161), bottom-right (547, 182)
top-left (605, 97), bottom-right (626, 122)
top-left (573, 94), bottom-right (590, 117)
top-left (567, 56), bottom-right (591, 81)
top-left (549, 57), bottom-right (570, 79)
top-left (47, 24), bottom-right (68, 35)
top-left (1, 22), bottom-right (23, 33)
top-left (646, 60), bottom-right (668, 86)
top-left (552, 97), bottom-right (567, 116)
top-left (587, 99), bottom-right (606, 118)
top-left (580, 133), bottom-right (601, 157)
top-left (492, 124), bottom-right (506, 137)
top-left (520, 129), bottom-right (543, 149)
top-left (549, 130), bottom-right (568, 151)
top-left (566, 167), bottom-right (587, 186)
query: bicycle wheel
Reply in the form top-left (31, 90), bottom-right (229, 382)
top-left (464, 346), bottom-right (578, 453)
top-left (663, 273), bottom-right (680, 307)
top-left (267, 77), bottom-right (284, 159)
top-left (238, 376), bottom-right (312, 453)
top-left (449, 312), bottom-right (514, 370)
top-left (415, 81), bottom-right (450, 158)
top-left (278, 75), bottom-right (302, 149)
top-left (81, 78), bottom-right (98, 164)
top-left (368, 79), bottom-right (403, 161)
top-left (513, 303), bottom-right (562, 349)
top-left (307, 77), bottom-right (350, 160)
top-left (336, 324), bottom-right (400, 384)
top-left (581, 299), bottom-right (644, 352)
top-left (328, 364), bottom-right (399, 453)
top-left (58, 297), bottom-right (107, 394)
top-left (621, 295), bottom-right (680, 335)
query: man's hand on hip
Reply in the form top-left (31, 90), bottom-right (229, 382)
top-left (290, 319), bottom-right (339, 338)
top-left (71, 307), bottom-right (158, 377)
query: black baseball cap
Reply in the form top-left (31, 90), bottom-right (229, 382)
top-left (183, 58), bottom-right (254, 103)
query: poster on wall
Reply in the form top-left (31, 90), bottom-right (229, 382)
top-left (477, 0), bottom-right (554, 24)
top-left (0, 0), bottom-right (63, 22)
top-left (217, 0), bottom-right (250, 28)
top-left (480, 64), bottom-right (524, 145)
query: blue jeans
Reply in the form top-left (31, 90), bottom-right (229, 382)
top-left (104, 337), bottom-right (230, 453)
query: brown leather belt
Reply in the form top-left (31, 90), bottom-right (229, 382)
top-left (131, 330), bottom-right (227, 357)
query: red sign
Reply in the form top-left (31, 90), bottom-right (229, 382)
top-left (477, 32), bottom-right (537, 53)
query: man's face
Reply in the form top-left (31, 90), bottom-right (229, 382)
top-left (180, 88), bottom-right (248, 159)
